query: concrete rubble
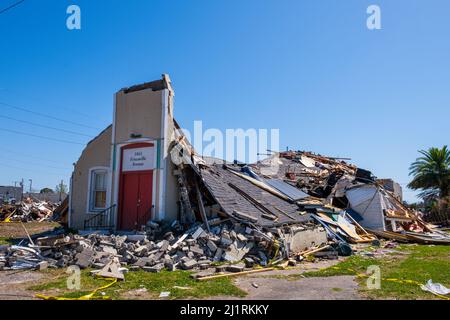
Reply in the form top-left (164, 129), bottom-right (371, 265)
top-left (0, 218), bottom-right (336, 275)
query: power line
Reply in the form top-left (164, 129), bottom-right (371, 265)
top-left (0, 162), bottom-right (67, 177)
top-left (2, 147), bottom-right (73, 165)
top-left (0, 114), bottom-right (94, 138)
top-left (0, 88), bottom-right (97, 119)
top-left (0, 155), bottom-right (71, 171)
top-left (0, 127), bottom-right (86, 145)
top-left (0, 101), bottom-right (101, 130)
top-left (0, 0), bottom-right (25, 15)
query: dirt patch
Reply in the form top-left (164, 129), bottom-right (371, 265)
top-left (0, 270), bottom-right (46, 300)
top-left (0, 222), bottom-right (61, 240)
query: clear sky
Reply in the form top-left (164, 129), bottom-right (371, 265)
top-left (0, 0), bottom-right (449, 202)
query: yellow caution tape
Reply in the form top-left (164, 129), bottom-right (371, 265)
top-left (268, 240), bottom-right (280, 266)
top-left (35, 278), bottom-right (118, 300)
top-left (331, 267), bottom-right (450, 300)
top-left (0, 209), bottom-right (15, 223)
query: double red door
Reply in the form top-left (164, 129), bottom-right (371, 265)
top-left (119, 171), bottom-right (153, 230)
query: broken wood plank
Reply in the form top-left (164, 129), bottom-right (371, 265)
top-left (194, 179), bottom-right (210, 232)
top-left (197, 267), bottom-right (275, 281)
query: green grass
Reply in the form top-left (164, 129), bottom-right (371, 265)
top-left (302, 244), bottom-right (450, 300)
top-left (29, 269), bottom-right (246, 300)
top-left (0, 237), bottom-right (11, 245)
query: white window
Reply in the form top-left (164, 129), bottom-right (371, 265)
top-left (89, 169), bottom-right (108, 211)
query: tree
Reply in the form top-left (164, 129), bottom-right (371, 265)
top-left (55, 183), bottom-right (68, 194)
top-left (40, 188), bottom-right (54, 194)
top-left (408, 146), bottom-right (450, 201)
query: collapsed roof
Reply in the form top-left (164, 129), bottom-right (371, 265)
top-left (169, 126), bottom-right (450, 244)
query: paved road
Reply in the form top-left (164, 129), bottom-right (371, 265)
top-left (209, 259), bottom-right (364, 300)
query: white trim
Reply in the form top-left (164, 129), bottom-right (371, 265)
top-left (157, 89), bottom-right (170, 221)
top-left (68, 173), bottom-right (73, 228)
top-left (86, 166), bottom-right (111, 214)
top-left (110, 93), bottom-right (118, 230)
top-left (113, 140), bottom-right (158, 228)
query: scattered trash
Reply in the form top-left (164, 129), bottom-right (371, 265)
top-left (159, 291), bottom-right (171, 298)
top-left (420, 280), bottom-right (450, 298)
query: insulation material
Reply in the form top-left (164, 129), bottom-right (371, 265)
top-left (345, 185), bottom-right (386, 230)
top-left (300, 155), bottom-right (316, 168)
top-left (265, 179), bottom-right (309, 201)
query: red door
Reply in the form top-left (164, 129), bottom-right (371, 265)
top-left (119, 171), bottom-right (153, 230)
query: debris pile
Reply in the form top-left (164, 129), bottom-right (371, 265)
top-left (0, 218), bottom-right (338, 275)
top-left (246, 150), bottom-right (450, 244)
top-left (0, 198), bottom-right (58, 222)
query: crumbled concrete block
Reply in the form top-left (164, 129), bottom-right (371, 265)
top-left (129, 266), bottom-right (141, 272)
top-left (133, 257), bottom-right (154, 267)
top-left (134, 245), bottom-right (148, 256)
top-left (75, 248), bottom-right (94, 269)
top-left (186, 239), bottom-right (196, 246)
top-left (146, 221), bottom-right (159, 229)
top-left (40, 249), bottom-right (53, 257)
top-left (191, 270), bottom-right (215, 279)
top-left (127, 234), bottom-right (147, 242)
top-left (288, 259), bottom-right (297, 266)
top-left (191, 227), bottom-right (205, 240)
top-left (163, 232), bottom-right (175, 242)
top-left (224, 241), bottom-right (254, 262)
top-left (165, 261), bottom-right (176, 271)
top-left (215, 265), bottom-right (227, 273)
top-left (206, 240), bottom-right (217, 253)
top-left (189, 245), bottom-right (204, 256)
top-left (182, 259), bottom-right (198, 270)
top-left (92, 262), bottom-right (106, 269)
top-left (244, 257), bottom-right (255, 268)
top-left (220, 234), bottom-right (233, 246)
top-left (143, 263), bottom-right (165, 273)
top-left (236, 234), bottom-right (248, 242)
top-left (213, 248), bottom-right (223, 261)
top-left (56, 258), bottom-right (68, 268)
top-left (226, 263), bottom-right (245, 273)
top-left (36, 261), bottom-right (48, 271)
top-left (156, 240), bottom-right (169, 251)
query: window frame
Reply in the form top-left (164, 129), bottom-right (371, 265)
top-left (87, 167), bottom-right (110, 213)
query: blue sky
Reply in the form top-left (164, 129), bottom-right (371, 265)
top-left (0, 0), bottom-right (449, 202)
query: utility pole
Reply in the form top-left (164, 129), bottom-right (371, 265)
top-left (59, 180), bottom-right (64, 201)
top-left (20, 178), bottom-right (24, 201)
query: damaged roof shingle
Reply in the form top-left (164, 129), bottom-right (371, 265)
top-left (200, 165), bottom-right (311, 227)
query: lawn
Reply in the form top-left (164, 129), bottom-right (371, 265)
top-left (0, 237), bottom-right (10, 245)
top-left (302, 244), bottom-right (450, 300)
top-left (29, 269), bottom-right (247, 300)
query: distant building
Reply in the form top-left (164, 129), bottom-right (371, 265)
top-left (23, 192), bottom-right (67, 203)
top-left (0, 186), bottom-right (23, 203)
top-left (377, 179), bottom-right (403, 202)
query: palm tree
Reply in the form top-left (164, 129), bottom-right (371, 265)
top-left (408, 146), bottom-right (450, 201)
